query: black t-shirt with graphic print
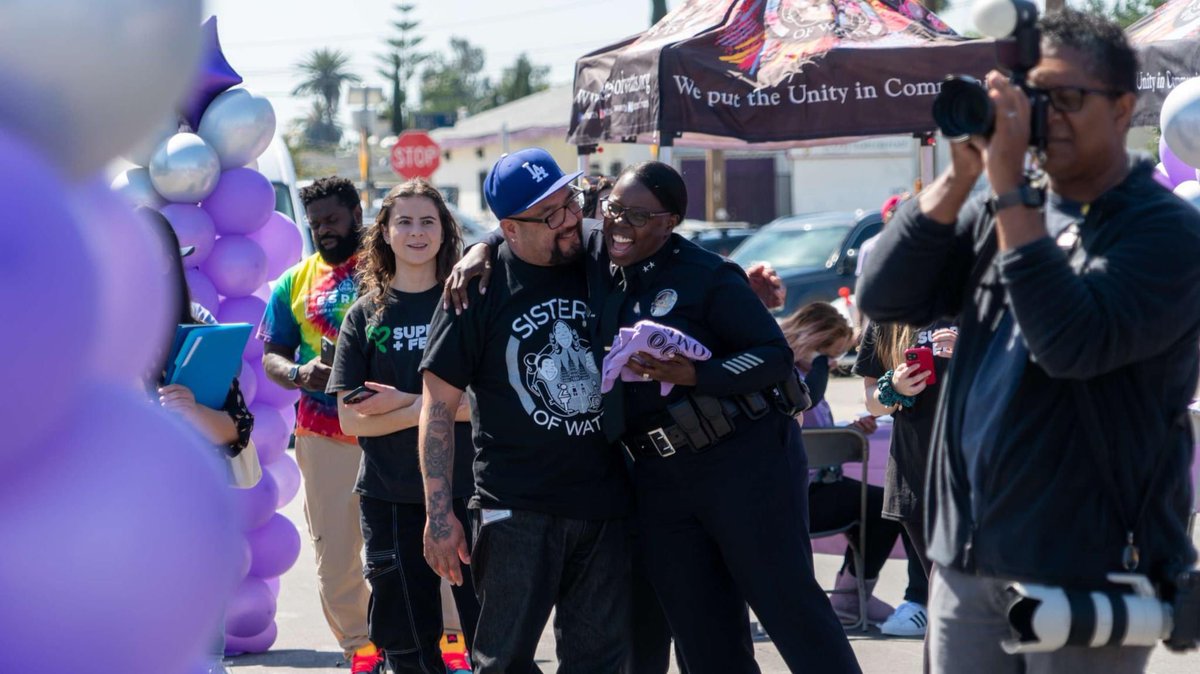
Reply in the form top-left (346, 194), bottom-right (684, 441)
top-left (329, 287), bottom-right (474, 504)
top-left (420, 244), bottom-right (631, 520)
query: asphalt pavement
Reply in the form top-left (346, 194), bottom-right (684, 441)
top-left (225, 377), bottom-right (1200, 673)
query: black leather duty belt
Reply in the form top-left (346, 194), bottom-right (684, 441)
top-left (620, 399), bottom-right (745, 459)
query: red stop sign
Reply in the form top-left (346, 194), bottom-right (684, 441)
top-left (390, 131), bottom-right (441, 179)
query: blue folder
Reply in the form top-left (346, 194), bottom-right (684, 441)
top-left (166, 323), bottom-right (253, 409)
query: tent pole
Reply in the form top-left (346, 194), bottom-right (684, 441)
top-left (915, 132), bottom-right (935, 192)
top-left (577, 143), bottom-right (597, 176)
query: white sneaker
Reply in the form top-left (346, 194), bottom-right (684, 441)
top-left (879, 601), bottom-right (928, 637)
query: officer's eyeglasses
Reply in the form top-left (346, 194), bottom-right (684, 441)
top-left (600, 198), bottom-right (673, 228)
top-left (1038, 85), bottom-right (1124, 114)
top-left (507, 189), bottom-right (585, 230)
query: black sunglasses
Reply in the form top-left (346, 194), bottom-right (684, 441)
top-left (1038, 85), bottom-right (1125, 114)
top-left (507, 189), bottom-right (585, 230)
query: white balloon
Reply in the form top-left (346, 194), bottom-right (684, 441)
top-left (123, 116), bottom-right (183, 168)
top-left (1160, 78), bottom-right (1200, 170)
top-left (1173, 180), bottom-right (1200, 209)
top-left (0, 0), bottom-right (203, 178)
top-left (198, 89), bottom-right (277, 169)
top-left (973, 0), bottom-right (1018, 39)
top-left (149, 133), bottom-right (221, 204)
top-left (111, 168), bottom-right (166, 209)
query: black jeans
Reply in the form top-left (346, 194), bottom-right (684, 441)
top-left (808, 477), bottom-right (903, 581)
top-left (360, 496), bottom-right (480, 674)
top-left (636, 415), bottom-right (861, 674)
top-left (901, 518), bottom-right (932, 605)
top-left (470, 508), bottom-right (630, 674)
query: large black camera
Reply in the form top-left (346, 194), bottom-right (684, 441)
top-left (1002, 571), bottom-right (1200, 654)
top-left (932, 0), bottom-right (1049, 150)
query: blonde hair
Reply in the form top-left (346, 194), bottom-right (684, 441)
top-left (779, 302), bottom-right (853, 369)
top-left (872, 323), bottom-right (917, 371)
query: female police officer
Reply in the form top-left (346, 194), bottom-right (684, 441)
top-left (446, 161), bottom-right (859, 674)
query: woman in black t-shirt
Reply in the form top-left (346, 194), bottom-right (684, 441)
top-left (327, 180), bottom-right (479, 674)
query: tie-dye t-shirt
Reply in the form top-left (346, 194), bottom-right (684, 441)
top-left (259, 254), bottom-right (358, 440)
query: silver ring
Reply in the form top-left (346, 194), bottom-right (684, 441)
top-left (1006, 111), bottom-right (1018, 119)
top-left (642, 372), bottom-right (650, 380)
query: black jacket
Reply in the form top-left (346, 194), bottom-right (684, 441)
top-left (858, 160), bottom-right (1200, 588)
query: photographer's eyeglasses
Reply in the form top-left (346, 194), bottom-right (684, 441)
top-left (600, 198), bottom-right (673, 228)
top-left (507, 189), bottom-right (585, 230)
top-left (1041, 85), bottom-right (1123, 114)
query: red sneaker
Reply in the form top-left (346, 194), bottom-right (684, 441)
top-left (350, 644), bottom-right (385, 674)
top-left (440, 632), bottom-right (472, 673)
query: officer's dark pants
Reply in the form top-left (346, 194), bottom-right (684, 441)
top-left (359, 496), bottom-right (480, 674)
top-left (635, 414), bottom-right (861, 674)
top-left (469, 509), bottom-right (630, 674)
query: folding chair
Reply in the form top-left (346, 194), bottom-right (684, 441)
top-left (803, 427), bottom-right (871, 632)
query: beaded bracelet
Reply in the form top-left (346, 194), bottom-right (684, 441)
top-left (877, 370), bottom-right (916, 409)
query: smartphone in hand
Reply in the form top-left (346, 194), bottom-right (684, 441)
top-left (344, 384), bottom-right (378, 405)
top-left (321, 336), bottom-right (336, 366)
top-left (904, 346), bottom-right (937, 386)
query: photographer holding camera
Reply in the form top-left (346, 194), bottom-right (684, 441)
top-left (859, 7), bottom-right (1200, 673)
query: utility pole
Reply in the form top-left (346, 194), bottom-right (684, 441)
top-left (348, 86), bottom-right (384, 209)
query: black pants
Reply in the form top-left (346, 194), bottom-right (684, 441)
top-left (360, 496), bottom-right (480, 674)
top-left (808, 477), bottom-right (903, 581)
top-left (628, 538), bottom-right (702, 674)
top-left (900, 517), bottom-right (932, 605)
top-left (469, 508), bottom-right (630, 674)
top-left (636, 414), bottom-right (861, 674)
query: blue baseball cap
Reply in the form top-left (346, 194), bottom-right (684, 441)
top-left (484, 148), bottom-right (582, 220)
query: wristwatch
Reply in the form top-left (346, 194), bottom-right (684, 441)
top-left (287, 364), bottom-right (300, 384)
top-left (989, 182), bottom-right (1045, 212)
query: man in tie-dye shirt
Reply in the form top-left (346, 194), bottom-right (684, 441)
top-left (259, 176), bottom-right (382, 673)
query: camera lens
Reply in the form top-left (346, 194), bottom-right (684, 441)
top-left (932, 76), bottom-right (994, 139)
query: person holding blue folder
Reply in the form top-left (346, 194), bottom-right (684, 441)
top-left (327, 180), bottom-right (479, 674)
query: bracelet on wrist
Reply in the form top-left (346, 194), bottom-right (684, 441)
top-left (877, 370), bottom-right (916, 409)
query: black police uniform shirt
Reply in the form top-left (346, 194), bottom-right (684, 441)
top-left (853, 320), bottom-right (953, 522)
top-left (603, 234), bottom-right (795, 433)
top-left (327, 287), bottom-right (474, 504)
top-left (420, 243), bottom-right (631, 520)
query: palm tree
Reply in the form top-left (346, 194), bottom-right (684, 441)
top-left (293, 48), bottom-right (362, 133)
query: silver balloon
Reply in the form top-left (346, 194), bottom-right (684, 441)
top-left (149, 133), bottom-right (221, 204)
top-left (111, 167), bottom-right (165, 209)
top-left (197, 89), bottom-right (277, 169)
top-left (123, 116), bottom-right (182, 168)
top-left (1161, 78), bottom-right (1200, 170)
top-left (1174, 180), bottom-right (1200, 210)
top-left (0, 0), bottom-right (202, 178)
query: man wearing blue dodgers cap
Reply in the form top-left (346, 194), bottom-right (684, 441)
top-left (418, 148), bottom-right (632, 673)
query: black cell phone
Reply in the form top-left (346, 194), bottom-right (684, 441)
top-left (344, 385), bottom-right (378, 405)
top-left (321, 336), bottom-right (336, 365)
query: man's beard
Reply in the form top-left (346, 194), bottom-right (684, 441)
top-left (317, 228), bottom-right (362, 265)
top-left (547, 233), bottom-right (583, 266)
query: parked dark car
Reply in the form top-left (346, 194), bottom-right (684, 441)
top-left (676, 219), bottom-right (757, 257)
top-left (729, 210), bottom-right (882, 316)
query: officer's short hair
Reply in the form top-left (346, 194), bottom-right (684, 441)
top-left (1040, 9), bottom-right (1138, 95)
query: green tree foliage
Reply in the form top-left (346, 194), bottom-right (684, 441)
top-left (293, 48), bottom-right (361, 146)
top-left (418, 37), bottom-right (493, 116)
top-left (1081, 0), bottom-right (1167, 28)
top-left (487, 53), bottom-right (550, 109)
top-left (378, 3), bottom-right (429, 135)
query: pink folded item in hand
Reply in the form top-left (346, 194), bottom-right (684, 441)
top-left (601, 320), bottom-right (711, 395)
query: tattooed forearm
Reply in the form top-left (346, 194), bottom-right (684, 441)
top-left (420, 400), bottom-right (455, 539)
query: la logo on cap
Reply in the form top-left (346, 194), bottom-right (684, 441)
top-left (523, 161), bottom-right (550, 183)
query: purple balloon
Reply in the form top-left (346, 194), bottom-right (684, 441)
top-left (250, 403), bottom-right (290, 466)
top-left (201, 235), bottom-right (268, 299)
top-left (239, 360), bottom-right (259, 407)
top-left (218, 296), bottom-right (268, 361)
top-left (263, 575), bottom-right (281, 597)
top-left (232, 469), bottom-right (280, 531)
top-left (0, 385), bottom-right (240, 673)
top-left (203, 168), bottom-right (274, 235)
top-left (247, 513), bottom-right (302, 579)
top-left (236, 536), bottom-right (253, 581)
top-left (0, 130), bottom-right (98, 465)
top-left (1154, 165), bottom-right (1174, 189)
top-left (1161, 136), bottom-right (1196, 187)
top-left (186, 268), bottom-right (220, 315)
top-left (253, 282), bottom-right (273, 304)
top-left (264, 454), bottom-right (301, 509)
top-left (249, 211), bottom-right (304, 281)
top-left (161, 204), bottom-right (217, 266)
top-left (73, 181), bottom-right (174, 384)
top-left (184, 17), bottom-right (243, 129)
top-left (224, 620), bottom-right (278, 656)
top-left (255, 377), bottom-right (301, 408)
top-left (224, 577), bottom-right (277, 639)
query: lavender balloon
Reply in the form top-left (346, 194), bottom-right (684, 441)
top-left (224, 620), bottom-right (278, 656)
top-left (263, 576), bottom-right (281, 597)
top-left (0, 130), bottom-right (98, 463)
top-left (184, 17), bottom-right (243, 129)
top-left (217, 296), bottom-right (268, 361)
top-left (246, 513), bottom-right (302, 579)
top-left (232, 469), bottom-right (279, 531)
top-left (249, 403), bottom-right (290, 466)
top-left (255, 377), bottom-right (301, 408)
top-left (111, 167), bottom-right (166, 209)
top-left (0, 385), bottom-right (240, 673)
top-left (185, 268), bottom-right (220, 314)
top-left (161, 204), bottom-right (217, 266)
top-left (224, 577), bottom-right (277, 639)
top-left (201, 235), bottom-right (268, 298)
top-left (203, 168), bottom-right (274, 235)
top-left (264, 454), bottom-right (302, 509)
top-left (249, 211), bottom-right (304, 281)
top-left (1160, 137), bottom-right (1195, 187)
top-left (239, 360), bottom-right (259, 407)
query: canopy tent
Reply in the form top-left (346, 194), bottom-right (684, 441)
top-left (568, 0), bottom-right (1005, 150)
top-left (1128, 0), bottom-right (1200, 127)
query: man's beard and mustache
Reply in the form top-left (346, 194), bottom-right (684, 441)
top-left (546, 228), bottom-right (583, 266)
top-left (317, 227), bottom-right (362, 265)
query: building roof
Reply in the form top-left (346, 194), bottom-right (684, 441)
top-left (431, 85), bottom-right (572, 149)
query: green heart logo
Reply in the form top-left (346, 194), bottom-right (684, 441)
top-left (367, 325), bottom-right (391, 353)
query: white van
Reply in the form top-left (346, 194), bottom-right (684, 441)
top-left (258, 134), bottom-right (314, 257)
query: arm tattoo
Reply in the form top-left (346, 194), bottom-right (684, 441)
top-left (421, 401), bottom-right (455, 541)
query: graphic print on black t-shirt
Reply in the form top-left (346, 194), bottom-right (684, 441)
top-left (507, 305), bottom-right (603, 434)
